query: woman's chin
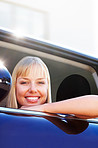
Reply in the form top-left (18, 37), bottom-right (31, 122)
top-left (23, 101), bottom-right (41, 107)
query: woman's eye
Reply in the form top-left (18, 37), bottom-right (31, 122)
top-left (20, 81), bottom-right (28, 84)
top-left (38, 81), bottom-right (45, 84)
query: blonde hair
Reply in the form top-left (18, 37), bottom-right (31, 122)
top-left (7, 56), bottom-right (52, 108)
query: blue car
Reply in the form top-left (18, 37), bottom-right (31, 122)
top-left (0, 29), bottom-right (98, 148)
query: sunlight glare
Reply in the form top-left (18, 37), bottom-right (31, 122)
top-left (13, 29), bottom-right (25, 38)
top-left (0, 60), bottom-right (4, 68)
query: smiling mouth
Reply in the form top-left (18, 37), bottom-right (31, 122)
top-left (25, 97), bottom-right (40, 103)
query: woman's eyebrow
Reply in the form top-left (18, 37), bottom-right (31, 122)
top-left (18, 77), bottom-right (29, 80)
top-left (18, 77), bottom-right (46, 80)
top-left (36, 78), bottom-right (47, 80)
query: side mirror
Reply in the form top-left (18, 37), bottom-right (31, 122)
top-left (0, 65), bottom-right (12, 101)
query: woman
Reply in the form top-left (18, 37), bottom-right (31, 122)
top-left (7, 56), bottom-right (51, 108)
top-left (7, 56), bottom-right (98, 118)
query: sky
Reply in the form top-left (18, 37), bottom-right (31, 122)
top-left (1, 0), bottom-right (98, 58)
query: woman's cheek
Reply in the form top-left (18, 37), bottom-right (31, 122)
top-left (43, 87), bottom-right (48, 98)
top-left (39, 86), bottom-right (47, 94)
top-left (16, 85), bottom-right (26, 96)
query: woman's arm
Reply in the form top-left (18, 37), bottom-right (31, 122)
top-left (21, 95), bottom-right (98, 118)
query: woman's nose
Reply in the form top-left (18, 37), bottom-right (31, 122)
top-left (29, 83), bottom-right (37, 93)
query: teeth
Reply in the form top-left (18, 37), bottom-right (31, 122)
top-left (26, 97), bottom-right (38, 100)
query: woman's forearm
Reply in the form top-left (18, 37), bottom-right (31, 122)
top-left (21, 95), bottom-right (98, 118)
top-left (43, 95), bottom-right (98, 118)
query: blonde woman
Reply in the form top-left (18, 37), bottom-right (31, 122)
top-left (7, 56), bottom-right (98, 118)
top-left (7, 56), bottom-right (51, 108)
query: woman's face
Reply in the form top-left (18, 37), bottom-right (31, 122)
top-left (16, 65), bottom-right (48, 107)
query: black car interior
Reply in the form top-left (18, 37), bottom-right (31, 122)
top-left (0, 30), bottom-right (98, 107)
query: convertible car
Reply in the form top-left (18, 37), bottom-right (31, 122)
top-left (0, 29), bottom-right (98, 148)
